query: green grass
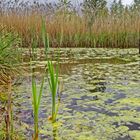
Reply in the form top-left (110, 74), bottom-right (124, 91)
top-left (0, 27), bottom-right (21, 84)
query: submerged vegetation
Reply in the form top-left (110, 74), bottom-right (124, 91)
top-left (0, 0), bottom-right (140, 140)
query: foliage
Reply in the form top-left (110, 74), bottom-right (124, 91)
top-left (0, 28), bottom-right (20, 66)
top-left (30, 27), bottom-right (46, 139)
top-left (133, 0), bottom-right (140, 13)
top-left (41, 18), bottom-right (60, 123)
top-left (82, 0), bottom-right (107, 28)
top-left (47, 61), bottom-right (59, 123)
top-left (83, 0), bottom-right (107, 14)
top-left (0, 27), bottom-right (21, 84)
top-left (111, 0), bottom-right (124, 15)
top-left (32, 76), bottom-right (44, 140)
top-left (57, 0), bottom-right (72, 10)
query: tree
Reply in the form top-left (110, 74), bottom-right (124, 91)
top-left (110, 0), bottom-right (118, 15)
top-left (111, 0), bottom-right (124, 16)
top-left (57, 0), bottom-right (72, 13)
top-left (82, 0), bottom-right (107, 29)
top-left (133, 0), bottom-right (140, 12)
top-left (118, 0), bottom-right (124, 13)
top-left (83, 0), bottom-right (107, 16)
top-left (134, 0), bottom-right (140, 6)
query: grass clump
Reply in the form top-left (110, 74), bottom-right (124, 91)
top-left (32, 76), bottom-right (44, 140)
top-left (30, 27), bottom-right (45, 140)
top-left (41, 18), bottom-right (60, 123)
top-left (47, 61), bottom-right (59, 123)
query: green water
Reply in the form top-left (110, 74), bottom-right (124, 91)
top-left (0, 48), bottom-right (140, 140)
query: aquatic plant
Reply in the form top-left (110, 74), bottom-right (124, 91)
top-left (41, 18), bottom-right (60, 123)
top-left (47, 61), bottom-right (59, 123)
top-left (32, 76), bottom-right (44, 140)
top-left (30, 28), bottom-right (45, 139)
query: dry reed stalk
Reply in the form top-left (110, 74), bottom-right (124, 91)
top-left (0, 12), bottom-right (139, 48)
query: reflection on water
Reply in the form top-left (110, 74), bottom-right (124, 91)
top-left (0, 48), bottom-right (140, 140)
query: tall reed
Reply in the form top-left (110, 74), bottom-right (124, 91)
top-left (41, 18), bottom-right (60, 123)
top-left (31, 29), bottom-right (44, 140)
top-left (0, 9), bottom-right (139, 48)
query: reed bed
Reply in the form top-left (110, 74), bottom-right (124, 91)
top-left (0, 10), bottom-right (139, 48)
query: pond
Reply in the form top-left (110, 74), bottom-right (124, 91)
top-left (0, 48), bottom-right (140, 140)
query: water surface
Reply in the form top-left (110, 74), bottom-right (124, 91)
top-left (0, 48), bottom-right (140, 140)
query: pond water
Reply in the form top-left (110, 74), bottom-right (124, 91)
top-left (0, 48), bottom-right (140, 140)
